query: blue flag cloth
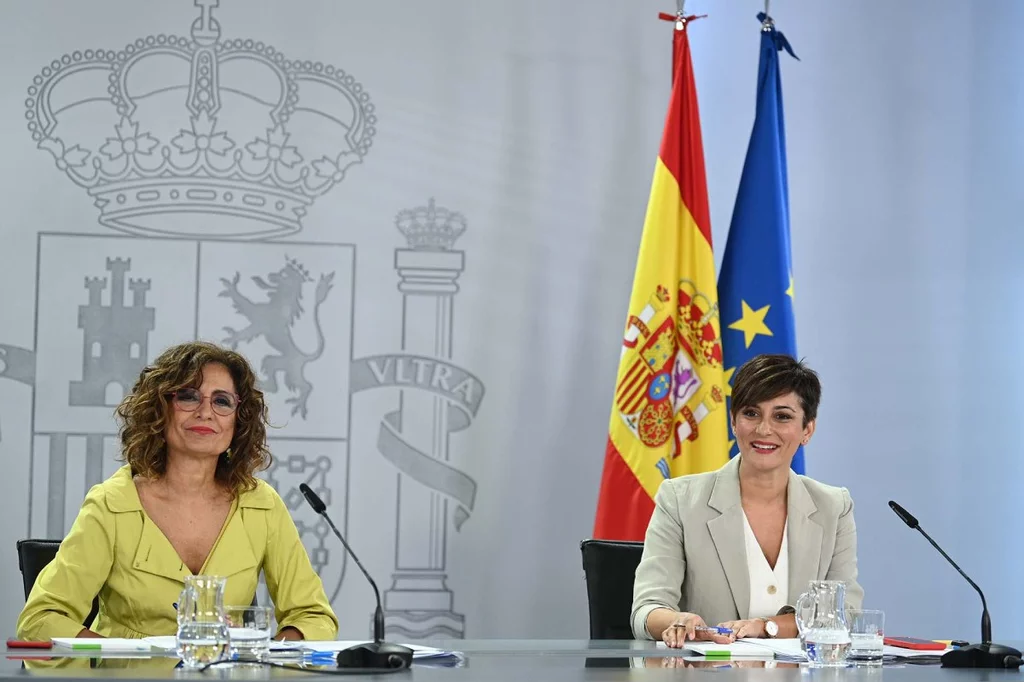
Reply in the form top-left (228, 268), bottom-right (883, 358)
top-left (718, 14), bottom-right (804, 474)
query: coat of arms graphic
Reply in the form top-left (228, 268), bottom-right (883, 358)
top-left (0, 0), bottom-right (485, 640)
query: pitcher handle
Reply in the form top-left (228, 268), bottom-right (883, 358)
top-left (794, 591), bottom-right (814, 637)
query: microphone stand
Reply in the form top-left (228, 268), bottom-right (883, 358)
top-left (299, 484), bottom-right (413, 669)
top-left (888, 501), bottom-right (1022, 669)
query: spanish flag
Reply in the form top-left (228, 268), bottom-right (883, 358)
top-left (593, 15), bottom-right (729, 541)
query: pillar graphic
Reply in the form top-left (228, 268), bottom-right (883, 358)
top-left (382, 199), bottom-right (468, 639)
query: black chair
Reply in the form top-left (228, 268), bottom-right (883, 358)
top-left (579, 539), bottom-right (644, 640)
top-left (17, 539), bottom-right (99, 628)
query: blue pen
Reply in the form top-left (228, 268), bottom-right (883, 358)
top-left (695, 626), bottom-right (734, 635)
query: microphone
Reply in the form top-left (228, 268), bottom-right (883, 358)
top-left (887, 500), bottom-right (1021, 669)
top-left (299, 483), bottom-right (412, 670)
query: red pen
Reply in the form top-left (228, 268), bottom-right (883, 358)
top-left (6, 639), bottom-right (52, 649)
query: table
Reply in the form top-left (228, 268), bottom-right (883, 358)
top-left (1, 640), bottom-right (1018, 680)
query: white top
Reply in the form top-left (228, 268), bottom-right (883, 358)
top-left (742, 512), bottom-right (789, 619)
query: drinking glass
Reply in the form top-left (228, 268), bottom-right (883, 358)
top-left (848, 609), bottom-right (885, 664)
top-left (225, 605), bottom-right (273, 662)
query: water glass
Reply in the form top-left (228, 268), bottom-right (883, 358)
top-left (225, 606), bottom-right (273, 662)
top-left (848, 609), bottom-right (885, 664)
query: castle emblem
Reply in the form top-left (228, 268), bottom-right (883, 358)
top-left (70, 257), bottom-right (154, 407)
top-left (25, 0), bottom-right (375, 240)
top-left (220, 257), bottom-right (335, 419)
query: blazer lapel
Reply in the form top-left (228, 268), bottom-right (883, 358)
top-left (707, 457), bottom-right (749, 620)
top-left (787, 470), bottom-right (822, 602)
top-left (104, 466), bottom-right (190, 584)
top-left (201, 502), bottom-right (259, 578)
top-left (133, 514), bottom-right (193, 583)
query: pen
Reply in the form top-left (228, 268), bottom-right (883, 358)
top-left (6, 640), bottom-right (53, 650)
top-left (694, 626), bottom-right (734, 635)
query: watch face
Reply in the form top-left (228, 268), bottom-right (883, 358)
top-left (765, 620), bottom-right (779, 637)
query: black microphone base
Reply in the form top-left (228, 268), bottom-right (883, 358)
top-left (335, 641), bottom-right (414, 669)
top-left (941, 642), bottom-right (1023, 669)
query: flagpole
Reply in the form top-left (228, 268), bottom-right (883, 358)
top-left (761, 0), bottom-right (773, 30)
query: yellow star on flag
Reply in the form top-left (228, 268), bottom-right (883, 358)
top-left (728, 301), bottom-right (773, 349)
top-left (722, 366), bottom-right (736, 398)
top-left (786, 274), bottom-right (794, 299)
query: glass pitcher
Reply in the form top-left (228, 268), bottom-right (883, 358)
top-left (795, 580), bottom-right (851, 667)
top-left (176, 575), bottom-right (230, 668)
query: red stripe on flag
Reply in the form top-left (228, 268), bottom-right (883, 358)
top-left (593, 438), bottom-right (656, 541)
top-left (657, 26), bottom-right (712, 248)
top-left (617, 362), bottom-right (645, 395)
top-left (620, 380), bottom-right (647, 411)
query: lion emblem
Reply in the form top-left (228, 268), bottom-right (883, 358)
top-left (219, 257), bottom-right (335, 419)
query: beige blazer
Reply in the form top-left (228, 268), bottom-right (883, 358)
top-left (631, 456), bottom-right (864, 639)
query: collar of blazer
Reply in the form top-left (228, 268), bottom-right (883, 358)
top-left (706, 455), bottom-right (823, 620)
top-left (104, 464), bottom-right (276, 512)
top-left (101, 465), bottom-right (276, 582)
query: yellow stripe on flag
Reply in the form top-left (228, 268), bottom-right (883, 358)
top-left (607, 158), bottom-right (729, 500)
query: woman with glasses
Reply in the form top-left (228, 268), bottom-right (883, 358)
top-left (16, 341), bottom-right (338, 642)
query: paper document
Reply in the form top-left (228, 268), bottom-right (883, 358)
top-left (683, 640), bottom-right (783, 658)
top-left (143, 636), bottom-right (462, 662)
top-left (51, 638), bottom-right (154, 652)
top-left (737, 638), bottom-right (806, 661)
top-left (142, 636), bottom-right (177, 651)
top-left (883, 644), bottom-right (949, 658)
top-left (680, 637), bottom-right (947, 662)
top-left (289, 641), bottom-right (462, 660)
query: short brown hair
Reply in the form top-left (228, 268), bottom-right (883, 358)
top-left (730, 354), bottom-right (821, 426)
top-left (115, 341), bottom-right (272, 495)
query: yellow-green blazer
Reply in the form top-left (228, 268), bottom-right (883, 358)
top-left (17, 465), bottom-right (338, 641)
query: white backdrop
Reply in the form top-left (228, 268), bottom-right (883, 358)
top-left (0, 0), bottom-right (1022, 642)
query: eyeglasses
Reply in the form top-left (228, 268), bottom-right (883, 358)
top-left (168, 388), bottom-right (239, 416)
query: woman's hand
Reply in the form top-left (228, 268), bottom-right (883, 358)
top-left (715, 618), bottom-right (766, 640)
top-left (661, 612), bottom-right (714, 648)
top-left (275, 626), bottom-right (303, 641)
top-left (75, 628), bottom-right (104, 639)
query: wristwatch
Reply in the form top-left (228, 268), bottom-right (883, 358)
top-left (760, 617), bottom-right (779, 638)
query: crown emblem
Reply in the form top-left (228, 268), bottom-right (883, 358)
top-left (25, 0), bottom-right (376, 240)
top-left (676, 280), bottom-right (723, 368)
top-left (395, 198), bottom-right (467, 251)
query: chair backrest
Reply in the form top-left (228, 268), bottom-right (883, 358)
top-left (579, 539), bottom-right (644, 640)
top-left (17, 539), bottom-right (99, 628)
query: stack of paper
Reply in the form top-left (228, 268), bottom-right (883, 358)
top-left (52, 638), bottom-right (154, 653)
top-left (684, 639), bottom-right (799, 660)
top-left (883, 644), bottom-right (949, 661)
top-left (737, 638), bottom-right (807, 662)
top-left (144, 637), bottom-right (462, 664)
top-left (683, 638), bottom-right (949, 664)
top-left (289, 641), bottom-right (463, 663)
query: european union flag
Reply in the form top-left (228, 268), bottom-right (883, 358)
top-left (718, 14), bottom-right (804, 473)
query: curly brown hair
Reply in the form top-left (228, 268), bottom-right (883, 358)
top-left (115, 341), bottom-right (272, 495)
